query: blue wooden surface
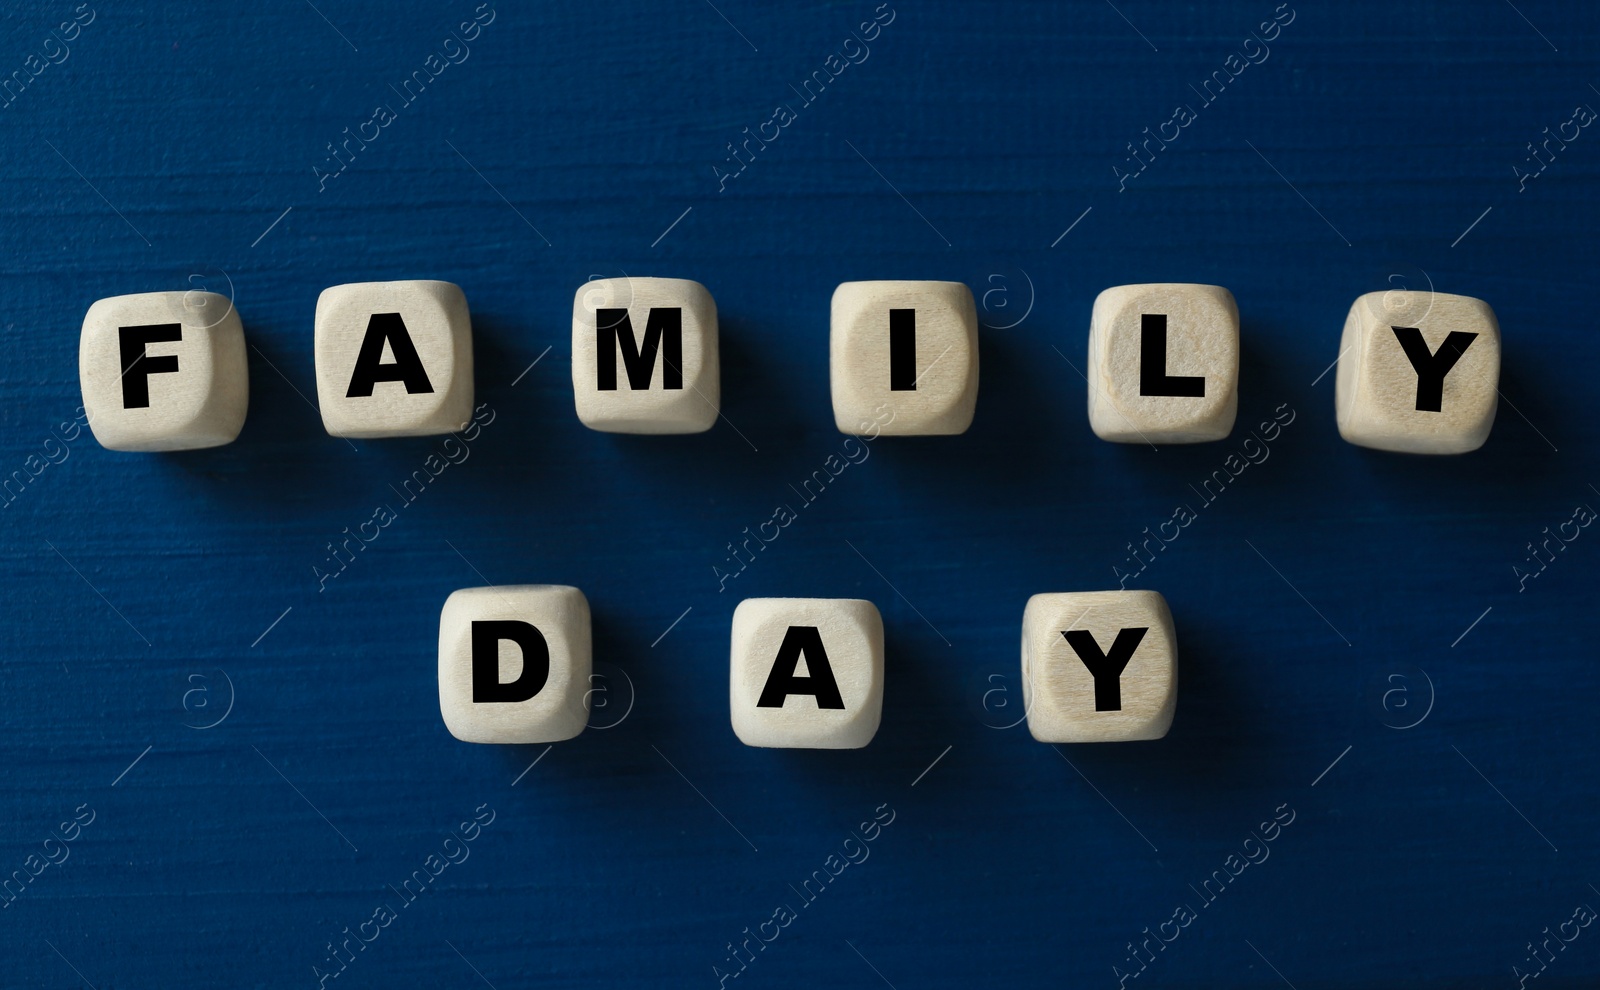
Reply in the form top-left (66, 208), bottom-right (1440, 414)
top-left (2, 0), bottom-right (1598, 986)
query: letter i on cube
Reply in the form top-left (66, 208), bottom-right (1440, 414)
top-left (831, 280), bottom-right (979, 435)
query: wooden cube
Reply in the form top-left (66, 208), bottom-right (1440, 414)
top-left (571, 277), bottom-right (719, 434)
top-left (1021, 590), bottom-right (1177, 743)
top-left (1335, 290), bottom-right (1500, 454)
top-left (1087, 283), bottom-right (1239, 444)
top-left (831, 280), bottom-right (978, 435)
top-left (315, 280), bottom-right (474, 439)
top-left (78, 291), bottom-right (248, 451)
top-left (438, 585), bottom-right (591, 744)
top-left (730, 598), bottom-right (883, 749)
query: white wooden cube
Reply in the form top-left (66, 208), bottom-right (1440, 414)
top-left (78, 291), bottom-right (248, 451)
top-left (1087, 283), bottom-right (1239, 444)
top-left (571, 277), bottom-right (719, 434)
top-left (315, 280), bottom-right (474, 438)
top-left (730, 598), bottom-right (884, 749)
top-left (1021, 590), bottom-right (1177, 743)
top-left (831, 280), bottom-right (978, 435)
top-left (1335, 290), bottom-right (1500, 454)
top-left (438, 585), bottom-right (591, 744)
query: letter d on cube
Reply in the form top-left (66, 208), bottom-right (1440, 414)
top-left (439, 585), bottom-right (591, 743)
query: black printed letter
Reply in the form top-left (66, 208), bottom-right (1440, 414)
top-left (596, 308), bottom-right (683, 390)
top-left (471, 620), bottom-right (549, 703)
top-left (346, 313), bottom-right (435, 397)
top-left (1062, 627), bottom-right (1149, 711)
top-left (118, 324), bottom-right (182, 409)
top-left (889, 308), bottom-right (916, 391)
top-left (1391, 326), bottom-right (1477, 412)
top-left (756, 625), bottom-right (846, 709)
top-left (1138, 314), bottom-right (1204, 397)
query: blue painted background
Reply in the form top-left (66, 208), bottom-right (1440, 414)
top-left (2, 0), bottom-right (1598, 986)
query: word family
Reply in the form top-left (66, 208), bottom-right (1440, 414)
top-left (78, 277), bottom-right (1503, 456)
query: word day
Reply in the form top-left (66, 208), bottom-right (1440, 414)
top-left (437, 588), bottom-right (1178, 750)
top-left (78, 277), bottom-right (1503, 457)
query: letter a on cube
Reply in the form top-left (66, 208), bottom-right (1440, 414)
top-left (1335, 290), bottom-right (1500, 453)
top-left (438, 585), bottom-right (591, 744)
top-left (1022, 590), bottom-right (1177, 743)
top-left (315, 280), bottom-right (474, 438)
top-left (831, 280), bottom-right (979, 435)
top-left (79, 291), bottom-right (248, 451)
top-left (571, 276), bottom-right (719, 433)
top-left (730, 598), bottom-right (884, 749)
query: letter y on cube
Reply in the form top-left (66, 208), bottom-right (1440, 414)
top-left (1021, 590), bottom-right (1177, 742)
top-left (1335, 290), bottom-right (1500, 453)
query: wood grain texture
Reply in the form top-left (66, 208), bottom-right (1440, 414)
top-left (79, 290), bottom-right (248, 451)
top-left (1335, 290), bottom-right (1501, 453)
top-left (1, 0), bottom-right (1598, 986)
top-left (730, 597), bottom-right (885, 749)
top-left (1088, 282), bottom-right (1240, 443)
top-left (314, 280), bottom-right (474, 438)
top-left (1021, 589), bottom-right (1178, 742)
top-left (830, 280), bottom-right (979, 434)
top-left (571, 276), bottom-right (720, 434)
